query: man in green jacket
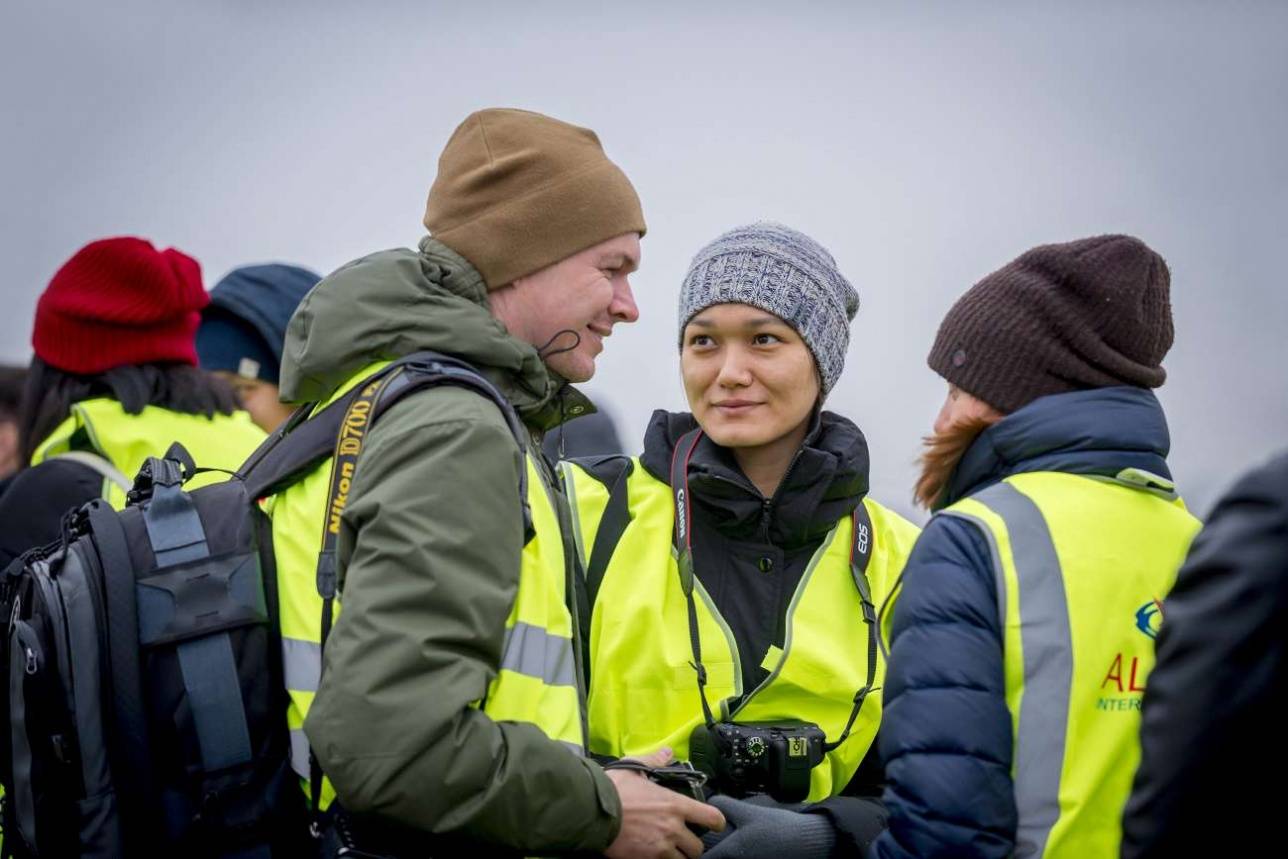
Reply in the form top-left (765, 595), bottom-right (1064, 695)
top-left (273, 108), bottom-right (724, 857)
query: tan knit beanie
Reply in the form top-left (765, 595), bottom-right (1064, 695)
top-left (423, 108), bottom-right (646, 289)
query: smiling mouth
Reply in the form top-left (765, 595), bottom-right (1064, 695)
top-left (714, 401), bottom-right (762, 412)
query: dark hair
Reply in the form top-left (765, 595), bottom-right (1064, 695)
top-left (0, 365), bottom-right (26, 422)
top-left (18, 357), bottom-right (239, 466)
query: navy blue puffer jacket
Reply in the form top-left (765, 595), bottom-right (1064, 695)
top-left (870, 387), bottom-right (1176, 859)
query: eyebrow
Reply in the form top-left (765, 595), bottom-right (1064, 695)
top-left (600, 252), bottom-right (639, 274)
top-left (687, 313), bottom-right (786, 330)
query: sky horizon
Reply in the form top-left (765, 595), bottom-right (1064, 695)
top-left (4, 1), bottom-right (1286, 518)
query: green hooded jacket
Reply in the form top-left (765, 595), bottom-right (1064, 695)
top-left (282, 237), bottom-right (620, 852)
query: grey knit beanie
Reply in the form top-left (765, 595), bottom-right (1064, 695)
top-left (678, 222), bottom-right (859, 395)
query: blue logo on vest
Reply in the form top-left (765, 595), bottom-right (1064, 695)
top-left (1135, 600), bottom-right (1163, 639)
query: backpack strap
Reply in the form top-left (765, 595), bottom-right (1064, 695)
top-left (87, 499), bottom-right (156, 836)
top-left (572, 455), bottom-right (634, 611)
top-left (239, 401), bottom-right (347, 502)
top-left (135, 460), bottom-right (257, 777)
top-left (53, 450), bottom-right (132, 497)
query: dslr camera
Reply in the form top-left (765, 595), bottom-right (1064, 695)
top-left (688, 720), bottom-right (826, 803)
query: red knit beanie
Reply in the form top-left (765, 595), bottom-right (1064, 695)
top-left (33, 237), bottom-right (209, 375)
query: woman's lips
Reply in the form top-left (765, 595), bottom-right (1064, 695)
top-left (713, 400), bottom-right (762, 414)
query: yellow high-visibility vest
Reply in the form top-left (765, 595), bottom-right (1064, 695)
top-left (267, 361), bottom-right (583, 808)
top-left (562, 458), bottom-right (920, 801)
top-left (941, 470), bottom-right (1200, 858)
top-left (32, 397), bottom-right (264, 508)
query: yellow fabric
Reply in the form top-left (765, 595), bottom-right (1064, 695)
top-left (946, 472), bottom-right (1200, 858)
top-left (563, 458), bottom-right (920, 801)
top-left (481, 463), bottom-right (583, 749)
top-left (267, 361), bottom-right (581, 807)
top-left (32, 397), bottom-right (265, 508)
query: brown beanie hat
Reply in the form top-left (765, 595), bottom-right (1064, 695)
top-left (928, 234), bottom-right (1174, 414)
top-left (423, 108), bottom-right (646, 289)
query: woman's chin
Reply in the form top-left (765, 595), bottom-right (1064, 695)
top-left (700, 423), bottom-right (773, 450)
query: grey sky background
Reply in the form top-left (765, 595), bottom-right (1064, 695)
top-left (3, 1), bottom-right (1285, 519)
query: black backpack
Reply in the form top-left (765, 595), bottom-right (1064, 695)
top-left (0, 351), bottom-right (529, 857)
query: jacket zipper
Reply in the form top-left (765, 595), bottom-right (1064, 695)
top-left (760, 450), bottom-right (805, 541)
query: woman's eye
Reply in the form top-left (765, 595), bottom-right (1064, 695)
top-left (688, 334), bottom-right (713, 348)
top-left (753, 333), bottom-right (782, 345)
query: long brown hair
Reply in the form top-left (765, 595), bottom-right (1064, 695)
top-left (913, 413), bottom-right (1002, 510)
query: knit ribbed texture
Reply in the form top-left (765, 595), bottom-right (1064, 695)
top-left (197, 263), bottom-right (321, 383)
top-left (33, 236), bottom-right (208, 374)
top-left (678, 222), bottom-right (859, 395)
top-left (928, 234), bottom-right (1173, 413)
top-left (424, 108), bottom-right (646, 289)
top-left (702, 794), bottom-right (838, 858)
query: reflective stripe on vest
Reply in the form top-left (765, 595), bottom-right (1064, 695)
top-left (563, 458), bottom-right (921, 801)
top-left (941, 472), bottom-right (1200, 859)
top-left (268, 362), bottom-right (583, 807)
top-left (32, 398), bottom-right (265, 508)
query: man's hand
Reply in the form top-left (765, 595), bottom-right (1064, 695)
top-left (604, 748), bottom-right (726, 859)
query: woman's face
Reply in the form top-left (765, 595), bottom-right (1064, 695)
top-left (681, 303), bottom-right (820, 450)
top-left (214, 371), bottom-right (294, 433)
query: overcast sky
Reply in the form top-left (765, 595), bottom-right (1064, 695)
top-left (3, 1), bottom-right (1285, 518)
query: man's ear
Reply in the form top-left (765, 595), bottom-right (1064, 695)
top-left (487, 279), bottom-right (523, 334)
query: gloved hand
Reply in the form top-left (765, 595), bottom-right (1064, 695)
top-left (700, 794), bottom-right (836, 859)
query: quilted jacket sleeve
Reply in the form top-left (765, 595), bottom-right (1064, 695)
top-left (869, 515), bottom-right (1017, 859)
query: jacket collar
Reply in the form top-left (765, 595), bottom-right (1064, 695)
top-left (940, 386), bottom-right (1174, 509)
top-left (639, 409), bottom-right (871, 548)
top-left (279, 236), bottom-right (592, 433)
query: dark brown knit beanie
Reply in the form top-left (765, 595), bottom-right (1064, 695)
top-left (928, 235), bottom-right (1173, 413)
top-left (423, 108), bottom-right (646, 289)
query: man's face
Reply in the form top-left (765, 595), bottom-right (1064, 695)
top-left (497, 233), bottom-right (641, 383)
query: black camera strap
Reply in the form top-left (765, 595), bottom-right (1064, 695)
top-left (671, 428), bottom-right (720, 727)
top-left (669, 428), bottom-right (881, 753)
top-left (309, 364), bottom-right (402, 821)
top-left (824, 499), bottom-right (878, 753)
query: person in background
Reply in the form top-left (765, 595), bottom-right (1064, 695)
top-left (0, 365), bottom-right (27, 485)
top-left (196, 263), bottom-right (321, 432)
top-left (1121, 449), bottom-right (1288, 858)
top-left (0, 237), bottom-right (265, 569)
top-left (542, 402), bottom-right (625, 461)
top-left (562, 222), bottom-right (921, 858)
top-left (871, 235), bottom-right (1201, 859)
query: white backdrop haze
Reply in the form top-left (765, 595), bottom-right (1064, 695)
top-left (3, 0), bottom-right (1286, 518)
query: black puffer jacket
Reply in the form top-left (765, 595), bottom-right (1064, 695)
top-left (1121, 450), bottom-right (1288, 858)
